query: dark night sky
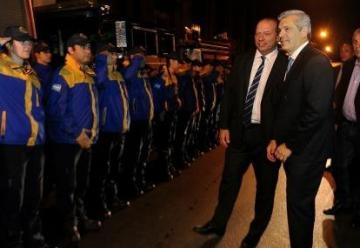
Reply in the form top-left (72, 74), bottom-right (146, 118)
top-left (190, 0), bottom-right (359, 55)
top-left (41, 0), bottom-right (360, 58)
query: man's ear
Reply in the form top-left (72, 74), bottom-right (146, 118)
top-left (5, 40), bottom-right (12, 50)
top-left (300, 27), bottom-right (309, 39)
top-left (67, 46), bottom-right (74, 55)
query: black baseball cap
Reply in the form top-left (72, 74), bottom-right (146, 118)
top-left (166, 51), bottom-right (182, 62)
top-left (181, 56), bottom-right (192, 64)
top-left (3, 25), bottom-right (33, 42)
top-left (33, 41), bottom-right (50, 53)
top-left (96, 42), bottom-right (117, 54)
top-left (66, 33), bottom-right (90, 48)
top-left (127, 46), bottom-right (146, 56)
top-left (203, 59), bottom-right (216, 66)
top-left (191, 60), bottom-right (203, 67)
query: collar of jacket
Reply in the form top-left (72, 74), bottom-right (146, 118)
top-left (61, 54), bottom-right (95, 87)
top-left (107, 64), bottom-right (125, 82)
top-left (65, 54), bottom-right (95, 74)
top-left (0, 53), bottom-right (40, 89)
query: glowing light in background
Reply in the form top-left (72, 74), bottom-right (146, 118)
top-left (324, 45), bottom-right (333, 53)
top-left (319, 30), bottom-right (328, 39)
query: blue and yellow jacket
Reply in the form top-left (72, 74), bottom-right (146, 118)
top-left (164, 83), bottom-right (179, 112)
top-left (124, 56), bottom-right (154, 122)
top-left (151, 75), bottom-right (179, 113)
top-left (150, 76), bottom-right (166, 114)
top-left (202, 71), bottom-right (218, 111)
top-left (46, 54), bottom-right (99, 144)
top-left (33, 63), bottom-right (53, 101)
top-left (0, 53), bottom-right (45, 146)
top-left (95, 54), bottom-right (130, 134)
top-left (178, 72), bottom-right (199, 114)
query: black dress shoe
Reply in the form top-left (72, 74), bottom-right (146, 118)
top-left (193, 222), bottom-right (225, 236)
top-left (240, 233), bottom-right (259, 248)
top-left (93, 206), bottom-right (112, 221)
top-left (112, 197), bottom-right (130, 211)
top-left (101, 209), bottom-right (112, 220)
top-left (65, 225), bottom-right (81, 243)
top-left (24, 232), bottom-right (48, 248)
top-left (80, 218), bottom-right (102, 232)
top-left (140, 182), bottom-right (156, 192)
top-left (170, 166), bottom-right (181, 177)
top-left (323, 202), bottom-right (351, 215)
top-left (126, 183), bottom-right (144, 197)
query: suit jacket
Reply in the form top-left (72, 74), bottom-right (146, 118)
top-left (335, 56), bottom-right (360, 128)
top-left (219, 50), bottom-right (287, 148)
top-left (274, 44), bottom-right (335, 161)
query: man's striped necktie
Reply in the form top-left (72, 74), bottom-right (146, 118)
top-left (242, 55), bottom-right (265, 127)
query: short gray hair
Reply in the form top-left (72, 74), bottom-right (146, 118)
top-left (278, 10), bottom-right (312, 36)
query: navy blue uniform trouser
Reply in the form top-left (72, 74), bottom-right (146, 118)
top-left (0, 145), bottom-right (44, 248)
top-left (89, 132), bottom-right (126, 216)
top-left (49, 143), bottom-right (91, 230)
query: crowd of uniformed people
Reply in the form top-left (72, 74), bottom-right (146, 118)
top-left (0, 26), bottom-right (227, 248)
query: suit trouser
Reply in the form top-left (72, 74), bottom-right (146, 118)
top-left (284, 156), bottom-right (325, 248)
top-left (211, 125), bottom-right (279, 246)
top-left (50, 143), bottom-right (91, 231)
top-left (0, 145), bottom-right (44, 248)
top-left (332, 121), bottom-right (359, 204)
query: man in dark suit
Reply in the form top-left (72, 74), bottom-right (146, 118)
top-left (267, 10), bottom-right (334, 248)
top-left (193, 18), bottom-right (287, 248)
top-left (324, 28), bottom-right (360, 225)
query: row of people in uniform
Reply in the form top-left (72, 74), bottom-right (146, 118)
top-left (0, 26), bottom-right (227, 248)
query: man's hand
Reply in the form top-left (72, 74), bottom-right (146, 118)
top-left (219, 129), bottom-right (231, 148)
top-left (266, 139), bottom-right (278, 162)
top-left (275, 143), bottom-right (292, 162)
top-left (76, 131), bottom-right (92, 150)
top-left (0, 37), bottom-right (11, 46)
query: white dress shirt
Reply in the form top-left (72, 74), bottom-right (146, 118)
top-left (247, 48), bottom-right (278, 124)
top-left (289, 41), bottom-right (309, 61)
top-left (343, 59), bottom-right (360, 122)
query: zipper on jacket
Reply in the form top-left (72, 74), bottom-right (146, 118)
top-left (1, 111), bottom-right (7, 137)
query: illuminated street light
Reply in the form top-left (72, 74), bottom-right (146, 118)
top-left (319, 30), bottom-right (328, 39)
top-left (324, 45), bottom-right (333, 53)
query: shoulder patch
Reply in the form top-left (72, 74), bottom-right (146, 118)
top-left (51, 84), bottom-right (62, 92)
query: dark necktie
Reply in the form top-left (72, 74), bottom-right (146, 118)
top-left (284, 57), bottom-right (294, 81)
top-left (243, 55), bottom-right (265, 126)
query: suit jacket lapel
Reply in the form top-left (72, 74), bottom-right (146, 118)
top-left (263, 52), bottom-right (286, 96)
top-left (284, 44), bottom-right (311, 83)
top-left (242, 51), bottom-right (256, 94)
